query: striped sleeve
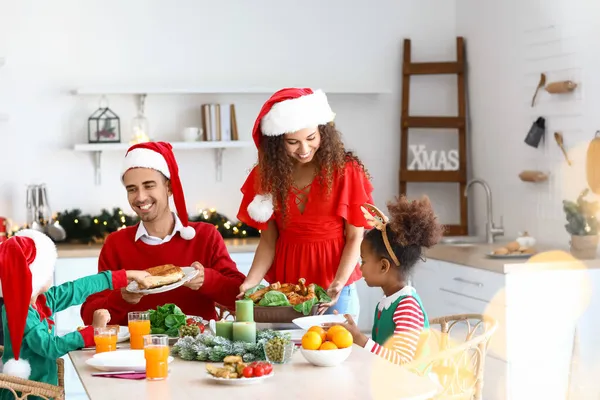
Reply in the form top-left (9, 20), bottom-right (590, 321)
top-left (364, 296), bottom-right (425, 365)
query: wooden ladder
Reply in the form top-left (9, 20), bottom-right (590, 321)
top-left (399, 36), bottom-right (468, 236)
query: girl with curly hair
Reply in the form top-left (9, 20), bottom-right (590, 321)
top-left (236, 88), bottom-right (373, 317)
top-left (327, 195), bottom-right (444, 365)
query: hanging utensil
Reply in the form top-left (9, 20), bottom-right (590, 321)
top-left (554, 132), bottom-right (572, 166)
top-left (531, 72), bottom-right (547, 107)
top-left (28, 185), bottom-right (44, 232)
top-left (40, 184), bottom-right (67, 241)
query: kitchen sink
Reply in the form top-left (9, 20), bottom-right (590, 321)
top-left (440, 236), bottom-right (486, 246)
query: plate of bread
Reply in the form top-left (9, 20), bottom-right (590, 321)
top-left (126, 265), bottom-right (199, 294)
top-left (487, 241), bottom-right (536, 259)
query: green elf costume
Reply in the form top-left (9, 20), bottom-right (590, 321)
top-left (0, 229), bottom-right (128, 400)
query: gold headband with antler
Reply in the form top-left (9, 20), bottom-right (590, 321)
top-left (361, 203), bottom-right (401, 266)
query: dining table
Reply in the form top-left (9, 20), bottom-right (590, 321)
top-left (69, 343), bottom-right (440, 400)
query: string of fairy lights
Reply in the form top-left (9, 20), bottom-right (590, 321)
top-left (7, 207), bottom-right (260, 243)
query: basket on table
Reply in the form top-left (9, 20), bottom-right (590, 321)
top-left (253, 304), bottom-right (319, 323)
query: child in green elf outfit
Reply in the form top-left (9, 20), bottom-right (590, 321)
top-left (326, 195), bottom-right (443, 366)
top-left (0, 229), bottom-right (150, 399)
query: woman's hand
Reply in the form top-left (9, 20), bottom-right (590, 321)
top-left (317, 281), bottom-right (344, 314)
top-left (237, 279), bottom-right (261, 299)
top-left (323, 313), bottom-right (367, 347)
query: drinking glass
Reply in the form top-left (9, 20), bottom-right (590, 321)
top-left (128, 311), bottom-right (151, 350)
top-left (94, 327), bottom-right (117, 353)
top-left (143, 334), bottom-right (169, 381)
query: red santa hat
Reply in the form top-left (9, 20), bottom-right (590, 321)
top-left (121, 141), bottom-right (195, 240)
top-left (0, 229), bottom-right (57, 380)
top-left (246, 88), bottom-right (335, 222)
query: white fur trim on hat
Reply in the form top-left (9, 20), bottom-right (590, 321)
top-left (260, 90), bottom-right (335, 136)
top-left (247, 194), bottom-right (274, 223)
top-left (14, 229), bottom-right (56, 297)
top-left (4, 358), bottom-right (31, 380)
top-left (121, 148), bottom-right (171, 179)
top-left (180, 225), bottom-right (196, 240)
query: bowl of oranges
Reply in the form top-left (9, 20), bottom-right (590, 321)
top-left (299, 325), bottom-right (353, 367)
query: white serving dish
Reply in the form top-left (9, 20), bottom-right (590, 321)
top-left (300, 347), bottom-right (352, 367)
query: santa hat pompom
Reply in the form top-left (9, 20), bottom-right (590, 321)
top-left (4, 358), bottom-right (31, 380)
top-left (247, 194), bottom-right (274, 223)
top-left (180, 225), bottom-right (196, 240)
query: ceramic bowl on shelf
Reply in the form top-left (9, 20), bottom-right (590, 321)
top-left (300, 346), bottom-right (352, 367)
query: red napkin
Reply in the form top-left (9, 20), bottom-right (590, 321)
top-left (93, 373), bottom-right (146, 380)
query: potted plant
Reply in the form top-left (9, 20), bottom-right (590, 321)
top-left (563, 188), bottom-right (599, 259)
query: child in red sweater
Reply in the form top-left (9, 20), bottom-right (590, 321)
top-left (80, 142), bottom-right (245, 326)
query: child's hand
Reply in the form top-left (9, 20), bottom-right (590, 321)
top-left (126, 270), bottom-right (151, 288)
top-left (323, 312), bottom-right (368, 347)
top-left (92, 309), bottom-right (111, 328)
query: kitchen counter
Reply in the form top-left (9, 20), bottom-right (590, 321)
top-left (56, 238), bottom-right (260, 258)
top-left (425, 240), bottom-right (600, 274)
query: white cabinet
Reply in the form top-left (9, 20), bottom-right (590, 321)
top-left (53, 257), bottom-right (99, 335)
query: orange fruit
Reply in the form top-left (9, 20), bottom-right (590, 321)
top-left (326, 325), bottom-right (348, 341)
top-left (319, 341), bottom-right (338, 350)
top-left (307, 326), bottom-right (327, 342)
top-left (301, 331), bottom-right (322, 350)
top-left (332, 329), bottom-right (353, 349)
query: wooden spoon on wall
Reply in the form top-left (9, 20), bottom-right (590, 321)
top-left (531, 73), bottom-right (546, 107)
top-left (554, 132), bottom-right (572, 166)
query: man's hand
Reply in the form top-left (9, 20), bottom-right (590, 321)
top-left (121, 287), bottom-right (144, 304)
top-left (92, 309), bottom-right (111, 328)
top-left (184, 261), bottom-right (205, 291)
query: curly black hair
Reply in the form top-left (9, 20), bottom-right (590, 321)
top-left (364, 195), bottom-right (444, 275)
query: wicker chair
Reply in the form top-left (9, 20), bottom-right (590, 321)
top-left (405, 313), bottom-right (498, 400)
top-left (0, 346), bottom-right (65, 400)
top-left (215, 303), bottom-right (234, 321)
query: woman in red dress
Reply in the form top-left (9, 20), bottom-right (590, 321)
top-left (237, 88), bottom-right (374, 317)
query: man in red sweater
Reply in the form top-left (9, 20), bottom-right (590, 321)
top-left (80, 142), bottom-right (245, 326)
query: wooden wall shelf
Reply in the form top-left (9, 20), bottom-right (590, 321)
top-left (72, 87), bottom-right (392, 95)
top-left (74, 140), bottom-right (253, 185)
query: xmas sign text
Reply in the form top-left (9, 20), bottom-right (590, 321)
top-left (408, 145), bottom-right (459, 171)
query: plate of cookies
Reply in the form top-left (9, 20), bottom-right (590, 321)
top-left (487, 240), bottom-right (537, 259)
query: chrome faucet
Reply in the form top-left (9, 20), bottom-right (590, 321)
top-left (464, 178), bottom-right (504, 244)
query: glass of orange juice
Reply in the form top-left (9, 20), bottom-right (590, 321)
top-left (143, 334), bottom-right (169, 381)
top-left (128, 311), bottom-right (151, 350)
top-left (94, 327), bottom-right (117, 353)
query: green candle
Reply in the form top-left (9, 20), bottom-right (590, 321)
top-left (232, 322), bottom-right (256, 343)
top-left (215, 320), bottom-right (233, 340)
top-left (235, 299), bottom-right (254, 322)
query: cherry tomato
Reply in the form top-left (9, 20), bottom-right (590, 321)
top-left (242, 366), bottom-right (254, 378)
top-left (253, 365), bottom-right (265, 377)
top-left (262, 363), bottom-right (273, 375)
top-left (198, 324), bottom-right (205, 333)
